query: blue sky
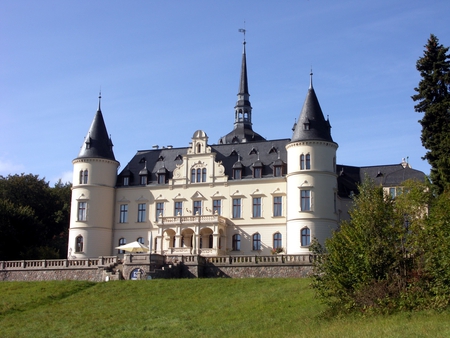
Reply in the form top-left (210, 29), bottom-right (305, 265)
top-left (1, 1), bottom-right (449, 185)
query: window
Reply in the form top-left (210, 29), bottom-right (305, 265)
top-left (156, 202), bottom-right (164, 221)
top-left (196, 168), bottom-right (201, 183)
top-left (118, 238), bottom-right (126, 254)
top-left (119, 204), bottom-right (128, 223)
top-left (202, 168), bottom-right (207, 182)
top-left (253, 167), bottom-right (262, 178)
top-left (77, 202), bottom-right (87, 221)
top-left (273, 233), bottom-right (282, 249)
top-left (252, 197), bottom-right (261, 217)
top-left (209, 234), bottom-right (213, 248)
top-left (137, 203), bottom-right (146, 222)
top-left (305, 154), bottom-right (311, 170)
top-left (300, 154), bottom-right (305, 170)
top-left (232, 234), bottom-right (241, 251)
top-left (123, 176), bottom-right (129, 186)
top-left (252, 233), bottom-right (261, 251)
top-left (301, 190), bottom-right (311, 211)
top-left (75, 235), bottom-right (83, 253)
top-left (79, 170), bottom-right (88, 184)
top-left (301, 227), bottom-right (311, 246)
top-left (137, 237), bottom-right (144, 244)
top-left (140, 175), bottom-right (147, 185)
top-left (157, 173), bottom-right (165, 184)
top-left (273, 196), bottom-right (282, 217)
top-left (233, 168), bottom-right (242, 179)
top-left (232, 198), bottom-right (241, 218)
top-left (191, 169), bottom-right (196, 183)
top-left (213, 199), bottom-right (221, 215)
top-left (274, 165), bottom-right (282, 177)
top-left (174, 201), bottom-right (183, 216)
top-left (193, 200), bottom-right (202, 215)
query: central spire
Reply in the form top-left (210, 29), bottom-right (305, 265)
top-left (218, 29), bottom-right (265, 144)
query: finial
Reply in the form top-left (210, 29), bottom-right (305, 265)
top-left (238, 21), bottom-right (246, 45)
top-left (309, 68), bottom-right (313, 89)
top-left (98, 90), bottom-right (102, 111)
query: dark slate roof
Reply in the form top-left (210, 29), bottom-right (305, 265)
top-left (219, 125), bottom-right (266, 144)
top-left (291, 85), bottom-right (334, 143)
top-left (117, 139), bottom-right (289, 186)
top-left (76, 109), bottom-right (116, 161)
top-left (337, 163), bottom-right (427, 198)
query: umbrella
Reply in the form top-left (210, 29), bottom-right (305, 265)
top-left (115, 241), bottom-right (150, 253)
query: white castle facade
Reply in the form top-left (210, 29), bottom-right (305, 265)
top-left (67, 41), bottom-right (425, 259)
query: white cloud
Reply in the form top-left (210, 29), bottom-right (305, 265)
top-left (50, 171), bottom-right (73, 186)
top-left (0, 158), bottom-right (25, 176)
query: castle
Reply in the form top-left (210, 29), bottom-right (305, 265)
top-left (67, 40), bottom-right (425, 259)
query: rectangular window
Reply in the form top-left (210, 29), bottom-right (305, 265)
top-left (157, 174), bottom-right (165, 184)
top-left (202, 168), bottom-right (207, 182)
top-left (273, 196), bottom-right (282, 217)
top-left (213, 199), bottom-right (221, 215)
top-left (253, 167), bottom-right (262, 178)
top-left (196, 169), bottom-right (201, 183)
top-left (77, 202), bottom-right (87, 221)
top-left (232, 198), bottom-right (241, 218)
top-left (174, 201), bottom-right (183, 216)
top-left (123, 177), bottom-right (129, 186)
top-left (252, 197), bottom-right (261, 217)
top-left (119, 204), bottom-right (128, 223)
top-left (233, 169), bottom-right (242, 179)
top-left (156, 202), bottom-right (164, 221)
top-left (274, 166), bottom-right (282, 177)
top-left (193, 200), bottom-right (202, 215)
top-left (137, 203), bottom-right (146, 222)
top-left (301, 190), bottom-right (311, 211)
top-left (306, 154), bottom-right (311, 169)
top-left (191, 169), bottom-right (196, 183)
top-left (140, 175), bottom-right (147, 185)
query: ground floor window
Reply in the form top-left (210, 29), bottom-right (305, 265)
top-left (232, 234), bottom-right (241, 251)
top-left (301, 227), bottom-right (311, 246)
top-left (252, 233), bottom-right (261, 251)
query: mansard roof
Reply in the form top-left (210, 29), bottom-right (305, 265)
top-left (117, 138), bottom-right (289, 186)
top-left (76, 105), bottom-right (116, 161)
top-left (337, 163), bottom-right (427, 198)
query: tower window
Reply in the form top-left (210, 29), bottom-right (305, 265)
top-left (301, 228), bottom-right (311, 246)
top-left (79, 170), bottom-right (88, 184)
top-left (301, 190), bottom-right (311, 211)
top-left (300, 154), bottom-right (311, 170)
top-left (75, 235), bottom-right (83, 253)
top-left (77, 202), bottom-right (87, 221)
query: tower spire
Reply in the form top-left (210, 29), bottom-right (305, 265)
top-left (98, 91), bottom-right (102, 112)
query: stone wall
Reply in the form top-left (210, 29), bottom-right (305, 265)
top-left (0, 268), bottom-right (106, 282)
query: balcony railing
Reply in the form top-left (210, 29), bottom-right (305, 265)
top-left (158, 214), bottom-right (227, 226)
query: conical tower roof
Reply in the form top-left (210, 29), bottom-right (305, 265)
top-left (76, 95), bottom-right (116, 161)
top-left (291, 74), bottom-right (333, 143)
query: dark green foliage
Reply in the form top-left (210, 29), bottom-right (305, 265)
top-left (311, 178), bottom-right (433, 313)
top-left (0, 174), bottom-right (71, 260)
top-left (412, 34), bottom-right (450, 193)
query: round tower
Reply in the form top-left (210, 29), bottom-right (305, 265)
top-left (67, 96), bottom-right (119, 259)
top-left (286, 75), bottom-right (338, 254)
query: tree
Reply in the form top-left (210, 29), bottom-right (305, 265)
top-left (0, 174), bottom-right (71, 260)
top-left (412, 34), bottom-right (450, 193)
top-left (310, 178), bottom-right (431, 312)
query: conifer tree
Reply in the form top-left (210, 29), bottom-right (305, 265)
top-left (412, 34), bottom-right (450, 193)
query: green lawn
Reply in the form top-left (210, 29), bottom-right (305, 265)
top-left (1, 278), bottom-right (450, 337)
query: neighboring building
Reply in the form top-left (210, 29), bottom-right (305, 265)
top-left (67, 40), bottom-right (425, 259)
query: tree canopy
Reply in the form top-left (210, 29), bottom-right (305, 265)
top-left (412, 34), bottom-right (450, 193)
top-left (0, 174), bottom-right (71, 260)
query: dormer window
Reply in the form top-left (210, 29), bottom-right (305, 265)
top-left (233, 168), bottom-right (242, 179)
top-left (252, 161), bottom-right (262, 178)
top-left (157, 167), bottom-right (168, 184)
top-left (303, 123), bottom-right (310, 130)
top-left (157, 173), bottom-right (166, 184)
top-left (123, 176), bottom-right (129, 186)
top-left (140, 175), bottom-right (147, 185)
top-left (274, 165), bottom-right (282, 177)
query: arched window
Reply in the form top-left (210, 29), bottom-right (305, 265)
top-left (197, 143), bottom-right (201, 153)
top-left (118, 238), bottom-right (126, 254)
top-left (196, 168), bottom-right (201, 183)
top-left (301, 228), bottom-right (310, 246)
top-left (252, 233), bottom-right (261, 251)
top-left (137, 237), bottom-right (144, 244)
top-left (83, 170), bottom-right (88, 184)
top-left (202, 168), bottom-right (207, 182)
top-left (300, 155), bottom-right (305, 170)
top-left (191, 168), bottom-right (196, 183)
top-left (232, 234), bottom-right (241, 251)
top-left (273, 233), bottom-right (282, 249)
top-left (305, 154), bottom-right (311, 170)
top-left (75, 235), bottom-right (83, 253)
top-left (79, 170), bottom-right (83, 184)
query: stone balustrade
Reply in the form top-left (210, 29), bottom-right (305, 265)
top-left (0, 256), bottom-right (118, 270)
top-left (158, 214), bottom-right (227, 225)
top-left (206, 254), bottom-right (313, 265)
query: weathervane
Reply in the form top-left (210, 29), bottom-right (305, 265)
top-left (238, 22), bottom-right (246, 43)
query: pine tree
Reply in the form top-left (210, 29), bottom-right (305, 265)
top-left (412, 34), bottom-right (450, 193)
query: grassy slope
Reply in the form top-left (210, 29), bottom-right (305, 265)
top-left (1, 278), bottom-right (450, 337)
